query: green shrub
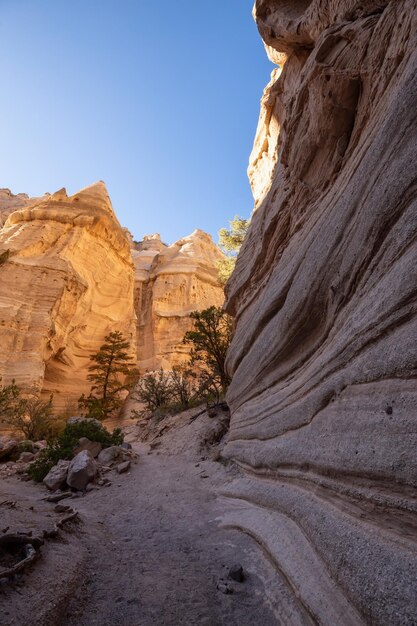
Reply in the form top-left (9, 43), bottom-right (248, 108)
top-left (0, 385), bottom-right (66, 441)
top-left (132, 363), bottom-right (224, 420)
top-left (132, 369), bottom-right (174, 417)
top-left (28, 420), bottom-right (124, 482)
top-left (6, 394), bottom-right (57, 440)
top-left (60, 421), bottom-right (123, 451)
top-left (0, 378), bottom-right (20, 419)
top-left (18, 440), bottom-right (35, 453)
top-left (28, 441), bottom-right (64, 482)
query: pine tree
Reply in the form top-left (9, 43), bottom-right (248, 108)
top-left (217, 216), bottom-right (249, 283)
top-left (79, 331), bottom-right (137, 420)
top-left (184, 306), bottom-right (233, 396)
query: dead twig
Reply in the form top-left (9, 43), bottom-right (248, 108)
top-left (57, 510), bottom-right (79, 529)
top-left (43, 491), bottom-right (73, 503)
top-left (44, 508), bottom-right (80, 539)
top-left (189, 408), bottom-right (206, 423)
top-left (0, 500), bottom-right (17, 509)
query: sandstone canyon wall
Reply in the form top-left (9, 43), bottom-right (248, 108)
top-left (0, 182), bottom-right (136, 411)
top-left (133, 231), bottom-right (224, 372)
top-left (223, 1), bottom-right (417, 624)
top-left (0, 183), bottom-right (224, 410)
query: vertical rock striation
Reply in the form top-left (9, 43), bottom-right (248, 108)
top-left (223, 1), bottom-right (417, 623)
top-left (0, 182), bottom-right (136, 411)
top-left (133, 231), bottom-right (224, 371)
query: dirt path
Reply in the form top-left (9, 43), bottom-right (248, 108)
top-left (57, 442), bottom-right (277, 625)
top-left (2, 410), bottom-right (279, 626)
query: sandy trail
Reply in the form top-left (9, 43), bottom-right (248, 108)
top-left (2, 430), bottom-right (278, 625)
top-left (63, 442), bottom-right (277, 625)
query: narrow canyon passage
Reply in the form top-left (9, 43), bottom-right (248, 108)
top-left (59, 443), bottom-right (277, 626)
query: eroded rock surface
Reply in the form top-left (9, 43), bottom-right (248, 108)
top-left (0, 182), bottom-right (224, 414)
top-left (224, 1), bottom-right (417, 624)
top-left (0, 182), bottom-right (136, 410)
top-left (0, 188), bottom-right (44, 228)
top-left (133, 230), bottom-right (224, 371)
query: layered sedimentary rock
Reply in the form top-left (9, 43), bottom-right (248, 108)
top-left (0, 182), bottom-right (223, 409)
top-left (0, 182), bottom-right (136, 410)
top-left (0, 188), bottom-right (44, 227)
top-left (133, 231), bottom-right (224, 371)
top-left (224, 1), bottom-right (417, 624)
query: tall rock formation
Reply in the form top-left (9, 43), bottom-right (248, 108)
top-left (133, 231), bottom-right (224, 371)
top-left (0, 182), bottom-right (136, 411)
top-left (0, 181), bottom-right (224, 413)
top-left (223, 2), bottom-right (417, 624)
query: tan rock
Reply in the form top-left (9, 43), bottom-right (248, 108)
top-left (0, 188), bottom-right (45, 228)
top-left (67, 450), bottom-right (98, 491)
top-left (116, 460), bottom-right (131, 474)
top-left (0, 181), bottom-right (136, 411)
top-left (19, 451), bottom-right (35, 463)
top-left (73, 437), bottom-right (102, 459)
top-left (43, 459), bottom-right (70, 491)
top-left (224, 1), bottom-right (417, 624)
top-left (133, 230), bottom-right (224, 372)
top-left (0, 437), bottom-right (18, 461)
top-left (248, 66), bottom-right (282, 209)
top-left (97, 445), bottom-right (123, 466)
top-left (0, 181), bottom-right (223, 417)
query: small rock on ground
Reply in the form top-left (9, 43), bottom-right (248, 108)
top-left (116, 461), bottom-right (131, 474)
top-left (229, 564), bottom-right (245, 582)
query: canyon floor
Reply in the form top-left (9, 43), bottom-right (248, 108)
top-left (1, 410), bottom-right (279, 626)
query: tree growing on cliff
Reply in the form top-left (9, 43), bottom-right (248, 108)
top-left (79, 331), bottom-right (138, 420)
top-left (217, 215), bottom-right (249, 283)
top-left (183, 306), bottom-right (233, 397)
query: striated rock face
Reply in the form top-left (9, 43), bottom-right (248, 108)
top-left (248, 66), bottom-right (283, 209)
top-left (224, 1), bottom-right (417, 624)
top-left (0, 182), bottom-right (223, 411)
top-left (0, 188), bottom-right (44, 228)
top-left (0, 182), bottom-right (136, 411)
top-left (133, 231), bottom-right (224, 371)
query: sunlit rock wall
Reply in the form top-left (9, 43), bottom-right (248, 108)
top-left (133, 231), bottom-right (224, 371)
top-left (0, 188), bottom-right (44, 227)
top-left (0, 182), bottom-right (136, 411)
top-left (223, 1), bottom-right (417, 624)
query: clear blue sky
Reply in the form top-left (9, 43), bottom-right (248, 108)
top-left (0, 1), bottom-right (272, 243)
